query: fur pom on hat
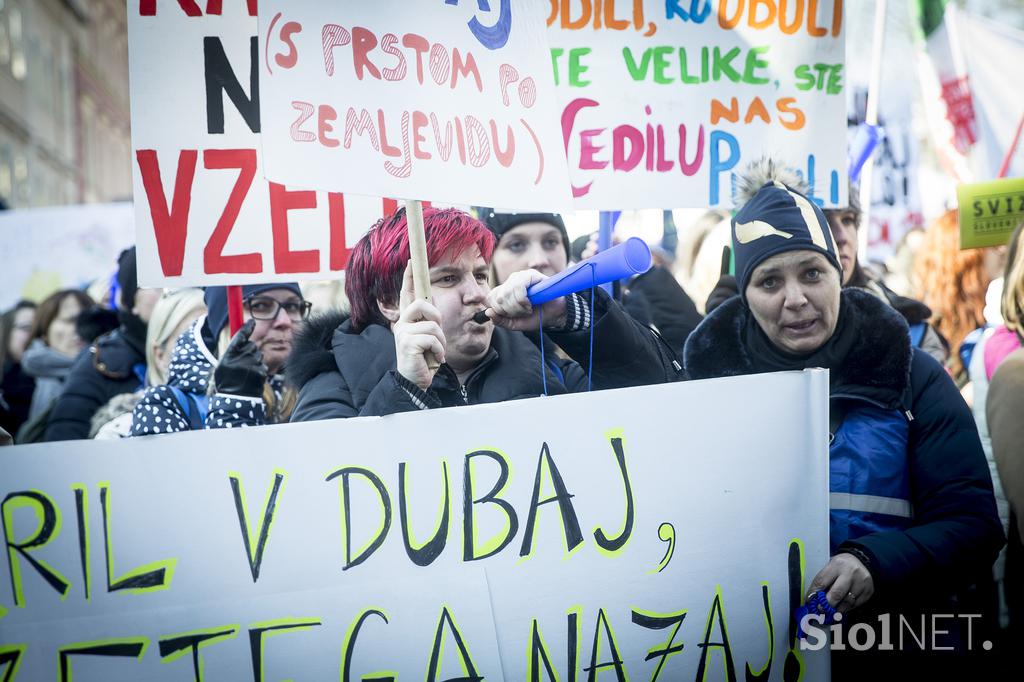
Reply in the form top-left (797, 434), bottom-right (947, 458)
top-left (733, 157), bottom-right (862, 218)
top-left (733, 157), bottom-right (810, 211)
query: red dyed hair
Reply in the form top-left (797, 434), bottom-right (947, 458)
top-left (346, 207), bottom-right (495, 332)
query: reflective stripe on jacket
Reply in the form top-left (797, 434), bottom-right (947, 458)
top-left (829, 402), bottom-right (912, 552)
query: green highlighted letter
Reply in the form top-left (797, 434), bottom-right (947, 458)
top-left (593, 431), bottom-right (634, 555)
top-left (58, 638), bottom-right (148, 682)
top-left (584, 608), bottom-right (627, 681)
top-left (398, 461), bottom-right (450, 567)
top-left (520, 443), bottom-right (583, 558)
top-left (100, 483), bottom-right (175, 593)
top-left (631, 608), bottom-right (687, 682)
top-left (248, 618), bottom-right (321, 682)
top-left (2, 490), bottom-right (70, 606)
top-left (463, 450), bottom-right (518, 562)
top-left (229, 470), bottom-right (286, 582)
top-left (159, 626), bottom-right (238, 682)
top-left (0, 644), bottom-right (26, 682)
top-left (326, 467), bottom-right (392, 571)
top-left (696, 587), bottom-right (736, 682)
top-left (745, 583), bottom-right (774, 681)
top-left (426, 606), bottom-right (482, 682)
top-left (527, 609), bottom-right (580, 682)
top-left (341, 608), bottom-right (393, 682)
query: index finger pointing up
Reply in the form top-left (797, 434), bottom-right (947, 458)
top-left (398, 260), bottom-right (416, 313)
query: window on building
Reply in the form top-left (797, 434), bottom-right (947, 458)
top-left (8, 6), bottom-right (24, 80)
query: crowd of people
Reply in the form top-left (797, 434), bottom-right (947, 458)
top-left (1, 158), bottom-right (1020, 674)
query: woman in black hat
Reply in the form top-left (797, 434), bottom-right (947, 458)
top-left (483, 211), bottom-right (572, 284)
top-left (130, 284), bottom-right (311, 435)
top-left (683, 172), bottom-right (1003, 676)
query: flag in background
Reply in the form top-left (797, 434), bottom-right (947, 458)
top-left (844, 2), bottom-right (925, 262)
top-left (914, 0), bottom-right (1024, 181)
top-left (918, 0), bottom-right (979, 154)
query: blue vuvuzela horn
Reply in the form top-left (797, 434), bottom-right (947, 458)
top-left (526, 237), bottom-right (652, 305)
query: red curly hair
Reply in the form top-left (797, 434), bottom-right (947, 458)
top-left (345, 207), bottom-right (495, 332)
top-left (913, 209), bottom-right (991, 376)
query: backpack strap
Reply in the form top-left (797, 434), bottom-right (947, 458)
top-left (168, 385), bottom-right (204, 431)
top-left (908, 322), bottom-right (927, 348)
top-left (132, 362), bottom-right (147, 389)
top-left (545, 359), bottom-right (565, 384)
top-left (958, 326), bottom-right (986, 372)
top-left (192, 394), bottom-right (210, 425)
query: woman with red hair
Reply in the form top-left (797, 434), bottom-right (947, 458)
top-left (287, 207), bottom-right (678, 420)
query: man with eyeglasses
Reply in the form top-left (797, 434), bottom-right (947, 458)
top-left (131, 283), bottom-right (313, 435)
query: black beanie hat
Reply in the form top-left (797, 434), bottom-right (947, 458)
top-left (482, 211), bottom-right (571, 259)
top-left (732, 181), bottom-right (842, 300)
top-left (204, 283), bottom-right (303, 338)
top-left (117, 247), bottom-right (138, 311)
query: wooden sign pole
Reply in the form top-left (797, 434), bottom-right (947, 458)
top-left (405, 199), bottom-right (440, 371)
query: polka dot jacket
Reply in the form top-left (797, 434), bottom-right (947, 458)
top-left (130, 316), bottom-right (273, 436)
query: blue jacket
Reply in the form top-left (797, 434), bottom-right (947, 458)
top-left (684, 289), bottom-right (1004, 602)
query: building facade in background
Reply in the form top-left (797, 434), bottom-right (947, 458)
top-left (0, 0), bottom-right (129, 209)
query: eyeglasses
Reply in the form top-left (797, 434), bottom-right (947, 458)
top-left (245, 297), bottom-right (312, 321)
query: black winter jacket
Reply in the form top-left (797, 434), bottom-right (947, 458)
top-left (685, 290), bottom-right (1004, 608)
top-left (288, 290), bottom-right (679, 421)
top-left (0, 361), bottom-right (34, 437)
top-left (43, 326), bottom-right (146, 441)
top-left (627, 266), bottom-right (702, 354)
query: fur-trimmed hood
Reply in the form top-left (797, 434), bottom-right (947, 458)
top-left (684, 288), bottom-right (912, 407)
top-left (286, 310), bottom-right (349, 389)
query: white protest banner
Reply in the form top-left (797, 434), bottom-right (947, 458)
top-left (0, 373), bottom-right (829, 680)
top-left (128, 3), bottom-right (402, 288)
top-left (844, 3), bottom-right (924, 263)
top-left (256, 1), bottom-right (573, 212)
top-left (0, 203), bottom-right (135, 310)
top-left (549, 0), bottom-right (847, 210)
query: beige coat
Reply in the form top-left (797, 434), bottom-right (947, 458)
top-left (987, 347), bottom-right (1024, 544)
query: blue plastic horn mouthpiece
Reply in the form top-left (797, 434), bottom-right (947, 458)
top-left (526, 237), bottom-right (652, 306)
